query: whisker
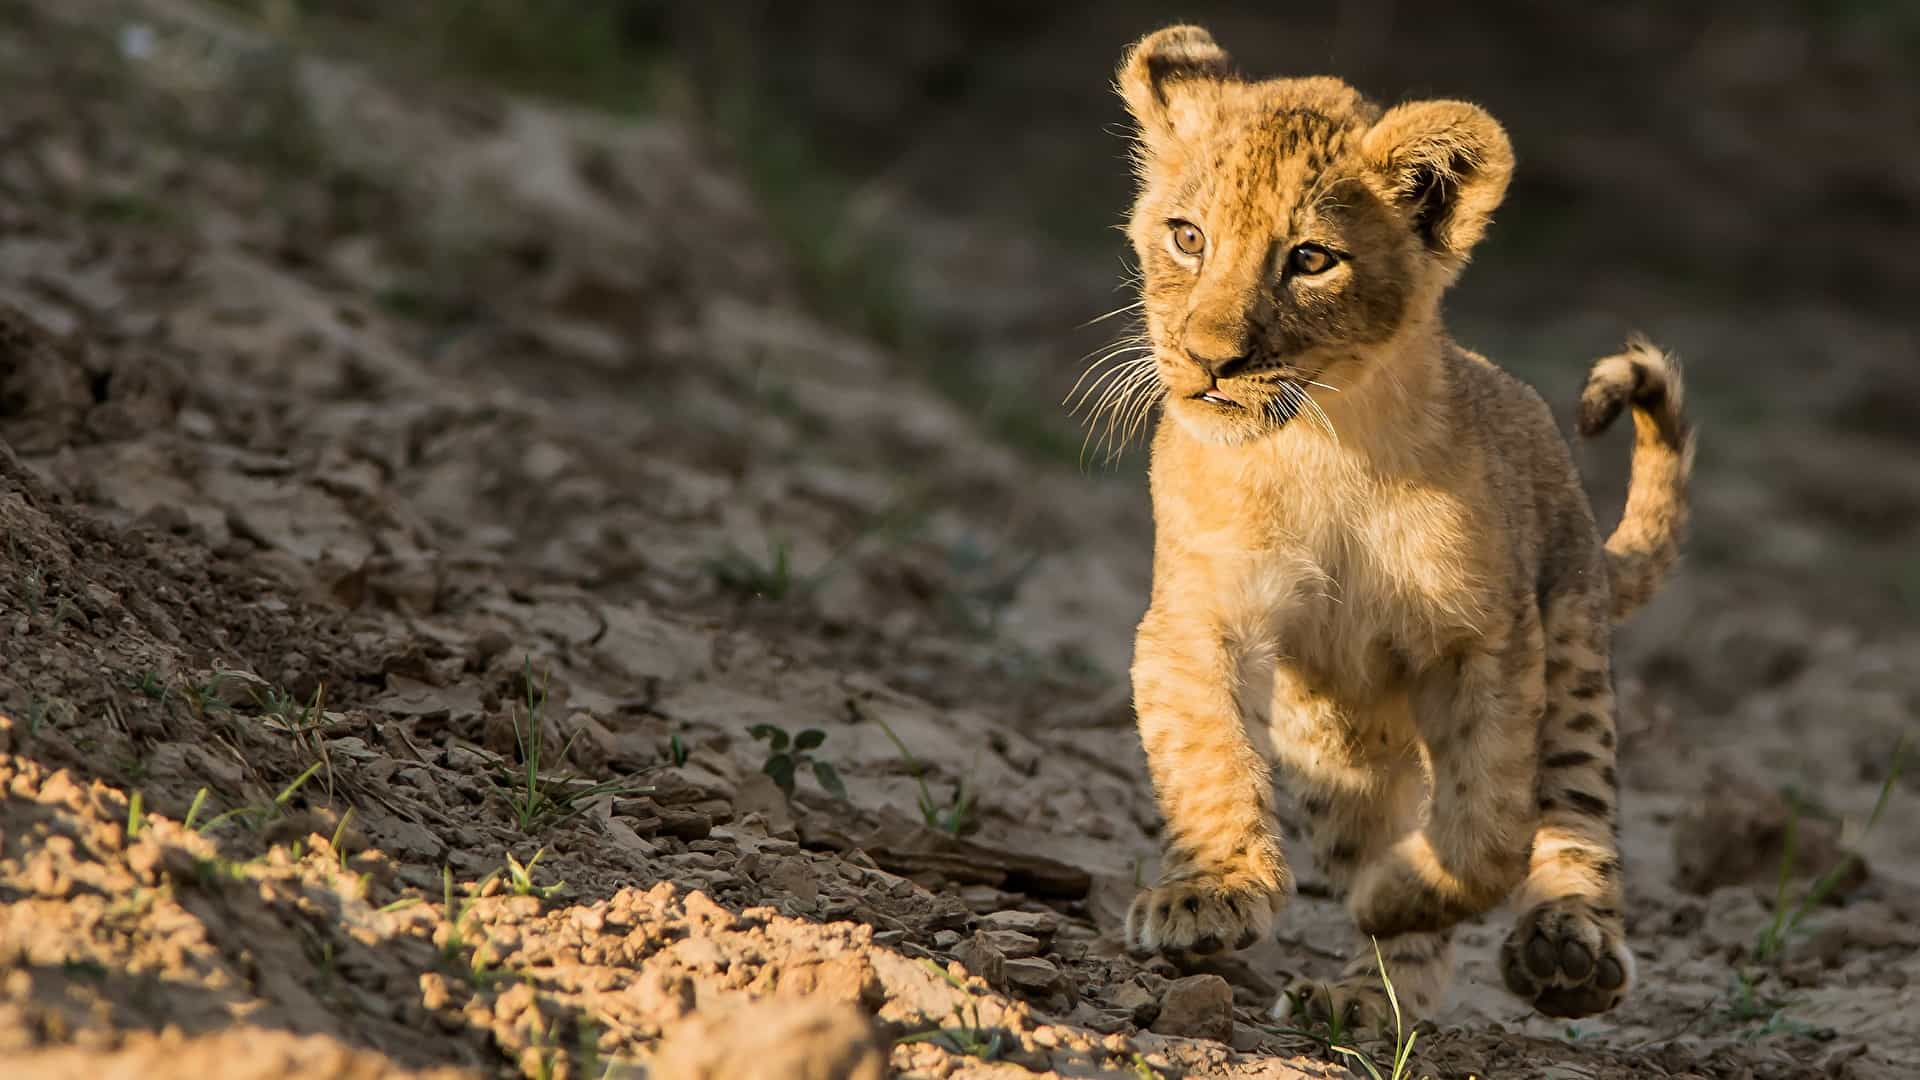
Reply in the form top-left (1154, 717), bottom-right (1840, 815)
top-left (1089, 364), bottom-right (1162, 461)
top-left (1111, 366), bottom-right (1165, 452)
top-left (1280, 381), bottom-right (1338, 445)
top-left (1118, 382), bottom-right (1165, 454)
top-left (1065, 347), bottom-right (1154, 405)
top-left (1076, 301), bottom-right (1144, 328)
top-left (1298, 385), bottom-right (1340, 445)
top-left (1070, 356), bottom-right (1153, 416)
top-left (1080, 373), bottom-right (1152, 446)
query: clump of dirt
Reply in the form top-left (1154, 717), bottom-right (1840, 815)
top-left (2, 3), bottom-right (1917, 1079)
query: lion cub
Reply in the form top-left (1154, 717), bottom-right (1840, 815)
top-left (1109, 26), bottom-right (1692, 1025)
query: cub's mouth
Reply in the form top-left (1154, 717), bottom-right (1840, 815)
top-left (1183, 379), bottom-right (1307, 428)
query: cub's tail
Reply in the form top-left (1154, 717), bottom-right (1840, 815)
top-left (1578, 337), bottom-right (1695, 622)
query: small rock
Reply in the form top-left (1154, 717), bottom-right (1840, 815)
top-left (978, 909), bottom-right (1058, 942)
top-left (1151, 974), bottom-right (1234, 1043)
top-left (933, 930), bottom-right (962, 949)
top-left (1111, 980), bottom-right (1160, 1025)
top-left (374, 816), bottom-right (446, 862)
top-left (419, 972), bottom-right (452, 1011)
top-left (980, 929), bottom-right (1042, 958)
top-left (649, 997), bottom-right (885, 1080)
top-left (604, 817), bottom-right (658, 858)
top-left (657, 806), bottom-right (715, 841)
top-left (1004, 956), bottom-right (1066, 996)
top-left (764, 858), bottom-right (820, 904)
top-left (952, 931), bottom-right (1007, 989)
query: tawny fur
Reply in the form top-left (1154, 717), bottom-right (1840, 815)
top-left (1106, 26), bottom-right (1692, 1026)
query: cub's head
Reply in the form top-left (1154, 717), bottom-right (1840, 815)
top-left (1116, 25), bottom-right (1512, 444)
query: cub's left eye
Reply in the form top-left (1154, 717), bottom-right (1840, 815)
top-left (1288, 244), bottom-right (1338, 275)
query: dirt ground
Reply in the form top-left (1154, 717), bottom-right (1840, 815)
top-left (2, 2), bottom-right (1917, 1077)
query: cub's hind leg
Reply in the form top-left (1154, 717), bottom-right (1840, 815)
top-left (1500, 587), bottom-right (1634, 1018)
top-left (1348, 610), bottom-right (1544, 938)
top-left (1271, 690), bottom-right (1454, 1028)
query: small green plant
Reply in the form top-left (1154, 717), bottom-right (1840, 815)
top-left (125, 791), bottom-right (146, 839)
top-left (491, 657), bottom-right (648, 822)
top-left (253, 684), bottom-right (335, 795)
top-left (183, 787), bottom-right (209, 831)
top-left (50, 596), bottom-right (81, 630)
top-left (1329, 940), bottom-right (1420, 1080)
top-left (21, 566), bottom-right (43, 617)
top-left (571, 1016), bottom-right (606, 1080)
top-left (438, 866), bottom-right (469, 966)
top-left (897, 960), bottom-right (1005, 1061)
top-left (1129, 1053), bottom-right (1164, 1080)
top-left (507, 661), bottom-right (562, 829)
top-left (526, 1014), bottom-right (561, 1080)
top-left (191, 856), bottom-right (250, 888)
top-left (180, 674), bottom-right (232, 718)
top-left (132, 670), bottom-right (169, 702)
top-left (708, 535), bottom-right (795, 600)
top-left (328, 807), bottom-right (355, 870)
top-left (497, 661), bottom-right (647, 831)
top-left (435, 866), bottom-right (511, 989)
top-left (1754, 733), bottom-right (1908, 962)
top-left (255, 681), bottom-right (328, 734)
top-left (502, 848), bottom-right (566, 900)
top-left (664, 732), bottom-right (689, 767)
top-left (748, 723), bottom-right (846, 799)
top-left (870, 712), bottom-right (974, 834)
top-left (1716, 970), bottom-right (1815, 1041)
top-left (197, 760), bottom-right (324, 834)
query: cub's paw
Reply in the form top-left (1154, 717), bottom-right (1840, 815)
top-left (1348, 838), bottom-right (1520, 939)
top-left (1347, 858), bottom-right (1477, 939)
top-left (1124, 874), bottom-right (1279, 956)
top-left (1273, 976), bottom-right (1391, 1035)
top-left (1500, 898), bottom-right (1634, 1018)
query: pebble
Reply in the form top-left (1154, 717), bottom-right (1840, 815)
top-left (1004, 956), bottom-right (1066, 996)
top-left (1151, 974), bottom-right (1233, 1043)
top-left (981, 929), bottom-right (1042, 958)
top-left (978, 909), bottom-right (1058, 941)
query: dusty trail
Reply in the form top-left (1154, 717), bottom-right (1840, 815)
top-left (1, 3), bottom-right (1915, 1078)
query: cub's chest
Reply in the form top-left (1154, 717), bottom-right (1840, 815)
top-left (1169, 479), bottom-right (1491, 667)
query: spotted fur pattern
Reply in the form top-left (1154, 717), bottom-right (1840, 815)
top-left (1107, 25), bottom-right (1693, 1027)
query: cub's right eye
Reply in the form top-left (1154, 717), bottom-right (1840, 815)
top-left (1169, 221), bottom-right (1206, 258)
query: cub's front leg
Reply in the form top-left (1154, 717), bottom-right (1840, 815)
top-left (1125, 611), bottom-right (1293, 954)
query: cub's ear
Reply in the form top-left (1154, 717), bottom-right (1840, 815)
top-left (1117, 25), bottom-right (1234, 149)
top-left (1361, 100), bottom-right (1514, 258)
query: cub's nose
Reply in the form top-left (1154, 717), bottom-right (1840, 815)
top-left (1186, 346), bottom-right (1252, 379)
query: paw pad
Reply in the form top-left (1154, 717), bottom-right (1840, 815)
top-left (1500, 898), bottom-right (1633, 1018)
